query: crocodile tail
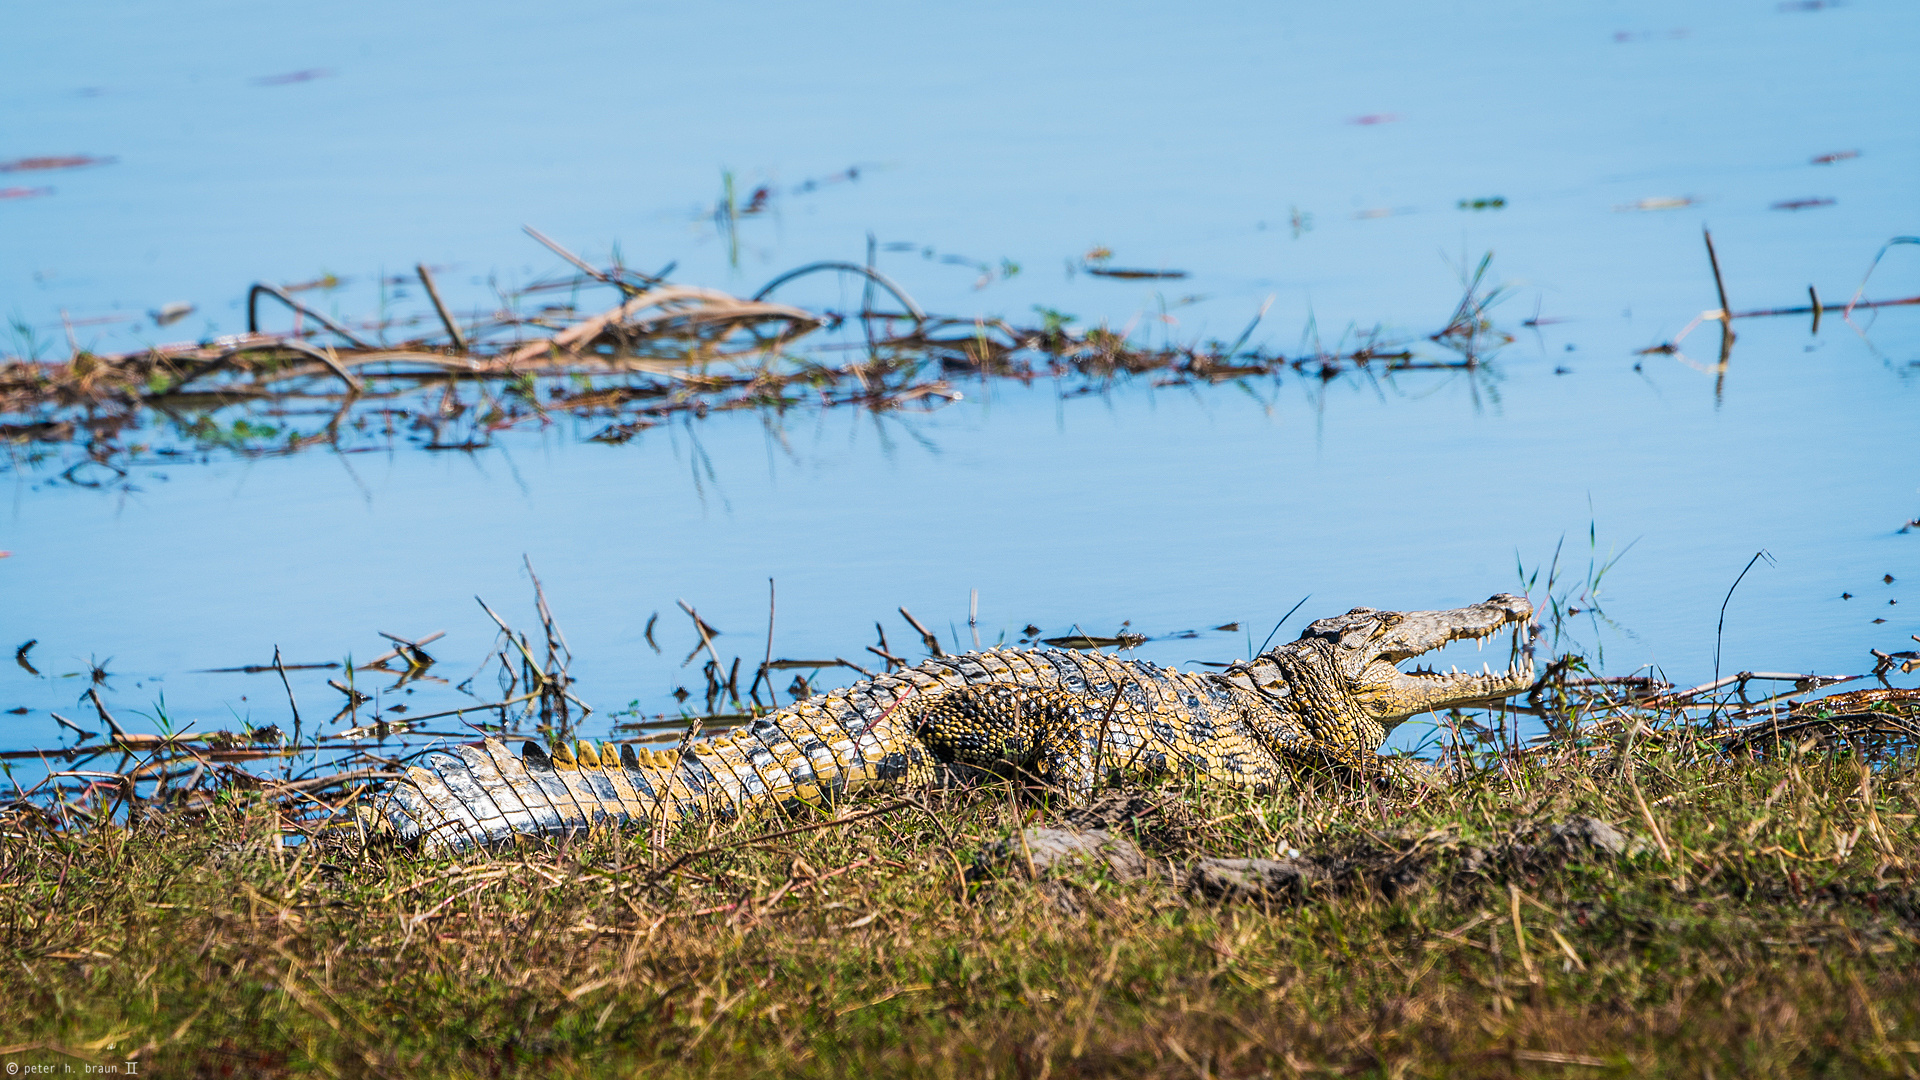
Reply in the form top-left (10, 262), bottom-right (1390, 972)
top-left (368, 694), bottom-right (920, 853)
top-left (366, 658), bottom-right (979, 854)
top-left (368, 737), bottom-right (686, 855)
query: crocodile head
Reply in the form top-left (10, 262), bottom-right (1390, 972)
top-left (1298, 593), bottom-right (1535, 725)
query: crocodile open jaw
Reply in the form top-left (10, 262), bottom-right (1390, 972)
top-left (1301, 593), bottom-right (1536, 722)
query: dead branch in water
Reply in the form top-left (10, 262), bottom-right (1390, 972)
top-left (3, 237), bottom-right (1552, 470)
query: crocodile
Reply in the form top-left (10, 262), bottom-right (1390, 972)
top-left (372, 594), bottom-right (1534, 854)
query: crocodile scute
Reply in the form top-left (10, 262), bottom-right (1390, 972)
top-left (371, 593), bottom-right (1534, 854)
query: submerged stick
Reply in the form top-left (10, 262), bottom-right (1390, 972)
top-left (1844, 236), bottom-right (1920, 321)
top-left (417, 264), bottom-right (467, 352)
top-left (199, 339), bottom-right (365, 394)
top-left (1703, 228), bottom-right (1734, 339)
top-left (86, 688), bottom-right (128, 741)
top-left (753, 261), bottom-right (927, 326)
top-left (246, 282), bottom-right (374, 349)
top-left (748, 578), bottom-right (776, 705)
top-left (1728, 294), bottom-right (1920, 320)
top-left (49, 712), bottom-right (94, 738)
top-left (273, 646), bottom-right (303, 734)
top-left (678, 599), bottom-right (725, 672)
top-left (364, 631), bottom-right (447, 669)
top-left (496, 286), bottom-right (815, 367)
top-left (523, 225), bottom-right (618, 289)
top-left (898, 607), bottom-right (944, 658)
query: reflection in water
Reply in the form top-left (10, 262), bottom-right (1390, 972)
top-left (1637, 231), bottom-right (1920, 404)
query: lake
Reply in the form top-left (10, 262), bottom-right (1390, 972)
top-left (3, 0), bottom-right (1915, 767)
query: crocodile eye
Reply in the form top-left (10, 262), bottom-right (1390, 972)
top-left (1362, 613), bottom-right (1406, 642)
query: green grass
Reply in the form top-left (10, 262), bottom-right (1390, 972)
top-left (2, 739), bottom-right (1917, 1078)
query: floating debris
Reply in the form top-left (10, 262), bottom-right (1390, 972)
top-left (789, 165), bottom-right (860, 194)
top-left (0, 187), bottom-right (54, 200)
top-left (1040, 632), bottom-right (1148, 650)
top-left (1811, 150), bottom-right (1859, 165)
top-left (252, 69), bottom-right (332, 86)
top-left (58, 313), bottom-right (135, 328)
top-left (150, 302), bottom-right (196, 327)
top-left (0, 155), bottom-right (115, 173)
top-left (1080, 247), bottom-right (1187, 280)
top-left (1457, 196), bottom-right (1507, 211)
top-left (1615, 196), bottom-right (1699, 212)
top-left (0, 232), bottom-right (1535, 471)
top-left (283, 273), bottom-right (346, 293)
top-left (1770, 197), bottom-right (1835, 211)
top-left (1347, 113), bottom-right (1400, 125)
top-left (1084, 266), bottom-right (1189, 280)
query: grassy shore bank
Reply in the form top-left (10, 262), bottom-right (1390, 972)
top-left (3, 730), bottom-right (1916, 1078)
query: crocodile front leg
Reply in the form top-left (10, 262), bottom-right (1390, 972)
top-left (909, 685), bottom-right (1100, 797)
top-left (908, 680), bottom-right (1290, 797)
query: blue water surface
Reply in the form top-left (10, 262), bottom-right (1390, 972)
top-left (2, 0), bottom-right (1916, 758)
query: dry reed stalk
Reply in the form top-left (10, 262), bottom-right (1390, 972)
top-left (497, 287), bottom-right (816, 367)
top-left (898, 607), bottom-right (943, 657)
top-left (416, 264), bottom-right (467, 352)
